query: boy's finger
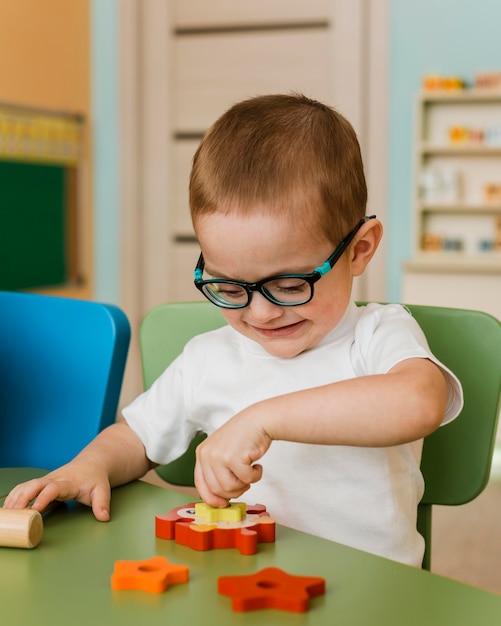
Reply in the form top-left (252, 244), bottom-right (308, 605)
top-left (90, 485), bottom-right (111, 522)
top-left (30, 481), bottom-right (77, 512)
top-left (231, 462), bottom-right (263, 486)
top-left (194, 463), bottom-right (229, 508)
top-left (3, 478), bottom-right (48, 509)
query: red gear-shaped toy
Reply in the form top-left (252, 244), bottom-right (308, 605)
top-left (155, 502), bottom-right (276, 554)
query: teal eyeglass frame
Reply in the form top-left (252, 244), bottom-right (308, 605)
top-left (193, 215), bottom-right (376, 309)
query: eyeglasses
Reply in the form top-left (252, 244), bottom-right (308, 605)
top-left (193, 215), bottom-right (376, 309)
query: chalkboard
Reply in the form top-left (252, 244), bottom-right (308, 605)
top-left (0, 160), bottom-right (70, 290)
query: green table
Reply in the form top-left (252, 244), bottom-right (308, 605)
top-left (1, 468), bottom-right (501, 625)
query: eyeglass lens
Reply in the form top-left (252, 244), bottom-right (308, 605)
top-left (202, 276), bottom-right (312, 307)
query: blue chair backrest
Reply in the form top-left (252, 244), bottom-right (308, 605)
top-left (0, 291), bottom-right (130, 470)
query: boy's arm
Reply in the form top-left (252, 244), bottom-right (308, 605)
top-left (265, 357), bottom-right (448, 446)
top-left (195, 357), bottom-right (448, 506)
top-left (3, 422), bottom-right (153, 521)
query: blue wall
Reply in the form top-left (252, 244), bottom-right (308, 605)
top-left (91, 0), bottom-right (119, 304)
top-left (388, 0), bottom-right (501, 300)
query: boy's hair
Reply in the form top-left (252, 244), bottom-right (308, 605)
top-left (189, 93), bottom-right (367, 243)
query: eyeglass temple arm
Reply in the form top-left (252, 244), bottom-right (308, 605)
top-left (194, 253), bottom-right (204, 281)
top-left (314, 215), bottom-right (376, 276)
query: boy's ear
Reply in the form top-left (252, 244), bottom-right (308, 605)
top-left (350, 218), bottom-right (383, 276)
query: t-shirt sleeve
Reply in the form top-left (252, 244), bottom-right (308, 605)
top-left (351, 303), bottom-right (463, 425)
top-left (121, 351), bottom-right (199, 465)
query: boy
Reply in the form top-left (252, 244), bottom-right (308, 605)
top-left (5, 94), bottom-right (462, 567)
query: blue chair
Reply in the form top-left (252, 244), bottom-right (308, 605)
top-left (0, 291), bottom-right (130, 470)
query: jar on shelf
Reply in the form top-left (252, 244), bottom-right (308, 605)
top-left (420, 166), bottom-right (462, 204)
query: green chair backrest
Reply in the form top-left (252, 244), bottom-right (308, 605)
top-left (139, 301), bottom-right (501, 569)
top-left (405, 304), bottom-right (501, 569)
top-left (140, 302), bottom-right (226, 486)
top-left (140, 301), bottom-right (226, 390)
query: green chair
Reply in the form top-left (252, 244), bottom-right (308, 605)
top-left (139, 301), bottom-right (501, 570)
top-left (140, 302), bottom-right (226, 486)
top-left (408, 304), bottom-right (501, 569)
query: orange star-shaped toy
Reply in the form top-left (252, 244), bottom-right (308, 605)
top-left (111, 556), bottom-right (189, 594)
top-left (218, 567), bottom-right (326, 612)
top-left (155, 502), bottom-right (275, 555)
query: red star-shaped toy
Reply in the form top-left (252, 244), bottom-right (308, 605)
top-left (155, 502), bottom-right (275, 555)
top-left (111, 556), bottom-right (189, 594)
top-left (218, 567), bottom-right (326, 612)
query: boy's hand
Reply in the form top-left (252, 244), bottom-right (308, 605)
top-left (194, 406), bottom-right (271, 507)
top-left (3, 461), bottom-right (112, 521)
top-left (3, 424), bottom-right (152, 520)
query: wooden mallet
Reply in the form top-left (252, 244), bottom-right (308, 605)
top-left (0, 508), bottom-right (43, 549)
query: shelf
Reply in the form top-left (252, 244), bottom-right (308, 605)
top-left (421, 89), bottom-right (501, 104)
top-left (419, 203), bottom-right (501, 215)
top-left (406, 89), bottom-right (501, 313)
top-left (419, 143), bottom-right (501, 156)
top-left (404, 253), bottom-right (501, 275)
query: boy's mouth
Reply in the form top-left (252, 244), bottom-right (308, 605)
top-left (251, 320), bottom-right (306, 338)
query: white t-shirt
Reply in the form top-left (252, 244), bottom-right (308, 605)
top-left (123, 302), bottom-right (463, 566)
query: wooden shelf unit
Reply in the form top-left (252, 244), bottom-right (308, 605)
top-left (403, 89), bottom-right (501, 319)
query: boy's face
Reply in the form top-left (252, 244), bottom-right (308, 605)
top-left (194, 210), bottom-right (355, 358)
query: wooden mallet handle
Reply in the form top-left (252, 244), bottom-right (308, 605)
top-left (0, 508), bottom-right (43, 548)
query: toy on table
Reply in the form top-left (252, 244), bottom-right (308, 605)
top-left (155, 502), bottom-right (275, 554)
top-left (0, 507), bottom-right (43, 549)
top-left (111, 556), bottom-right (189, 594)
top-left (218, 566), bottom-right (326, 613)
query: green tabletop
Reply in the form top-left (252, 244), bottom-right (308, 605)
top-left (1, 468), bottom-right (501, 625)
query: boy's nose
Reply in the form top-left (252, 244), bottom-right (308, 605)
top-left (247, 291), bottom-right (283, 322)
